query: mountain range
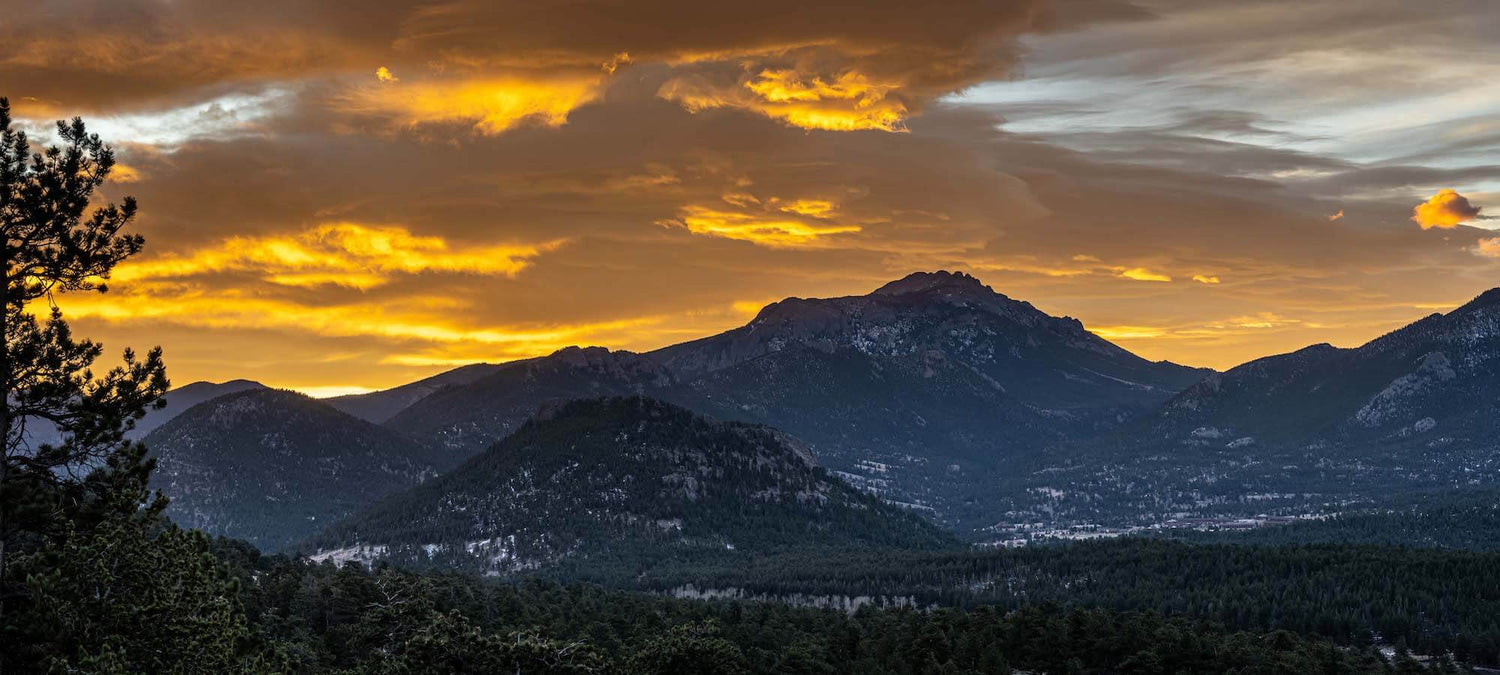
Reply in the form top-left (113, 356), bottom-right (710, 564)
top-left (132, 271), bottom-right (1500, 557)
top-left (380, 271), bottom-right (1207, 528)
top-left (997, 287), bottom-right (1500, 534)
top-left (307, 397), bottom-right (956, 572)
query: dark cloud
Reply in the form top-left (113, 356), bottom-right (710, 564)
top-left (5, 0), bottom-right (1498, 390)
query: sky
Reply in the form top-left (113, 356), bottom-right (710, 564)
top-left (3, 0), bottom-right (1498, 396)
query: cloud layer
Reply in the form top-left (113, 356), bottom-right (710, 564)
top-left (6, 0), bottom-right (1499, 393)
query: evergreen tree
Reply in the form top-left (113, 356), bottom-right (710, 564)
top-left (1, 94), bottom-right (168, 608)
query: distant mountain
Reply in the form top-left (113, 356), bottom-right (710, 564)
top-left (309, 397), bottom-right (957, 572)
top-left (327, 363), bottom-right (503, 423)
top-left (382, 271), bottom-right (1209, 529)
top-left (654, 271), bottom-right (1205, 407)
top-left (1147, 287), bottom-right (1500, 444)
top-left (145, 389), bottom-right (441, 551)
top-left (385, 346), bottom-right (671, 453)
top-left (132, 379), bottom-right (266, 439)
top-left (19, 378), bottom-right (266, 450)
top-left (1005, 288), bottom-right (1500, 532)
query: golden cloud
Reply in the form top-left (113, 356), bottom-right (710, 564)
top-left (1192, 274), bottom-right (1221, 284)
top-left (1090, 325), bottom-right (1167, 340)
top-left (338, 74), bottom-right (606, 135)
top-left (375, 66), bottom-right (399, 83)
top-left (663, 204), bottom-right (861, 248)
top-left (56, 289), bottom-right (658, 355)
top-left (1119, 267), bottom-right (1172, 282)
top-left (1478, 237), bottom-right (1500, 258)
top-left (112, 223), bottom-right (558, 289)
top-left (1412, 189), bottom-right (1482, 229)
top-left (660, 68), bottom-right (909, 132)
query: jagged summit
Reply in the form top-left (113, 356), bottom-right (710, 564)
top-left (872, 270), bottom-right (994, 298)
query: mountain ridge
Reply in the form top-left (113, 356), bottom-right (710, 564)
top-left (379, 271), bottom-right (1212, 529)
top-left (310, 396), bottom-right (959, 573)
top-left (146, 388), bottom-right (443, 551)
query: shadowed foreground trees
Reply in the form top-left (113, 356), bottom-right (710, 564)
top-left (0, 98), bottom-right (261, 672)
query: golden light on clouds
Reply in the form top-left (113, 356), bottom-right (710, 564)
top-left (660, 68), bottom-right (909, 132)
top-left (57, 290), bottom-right (657, 356)
top-left (776, 199), bottom-right (838, 218)
top-left (112, 223), bottom-right (557, 289)
top-left (664, 204), bottom-right (862, 248)
top-left (341, 75), bottom-right (605, 135)
top-left (9, 0), bottom-right (1500, 390)
top-left (1119, 267), bottom-right (1172, 282)
top-left (1091, 326), bottom-right (1167, 340)
top-left (1412, 189), bottom-right (1483, 229)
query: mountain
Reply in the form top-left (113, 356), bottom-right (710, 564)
top-left (382, 271), bottom-right (1209, 530)
top-left (1003, 288), bottom-right (1500, 532)
top-left (145, 388), bottom-right (442, 551)
top-left (326, 363), bottom-right (503, 423)
top-left (19, 378), bottom-right (266, 450)
top-left (309, 397), bottom-right (957, 572)
top-left (385, 346), bottom-right (672, 452)
top-left (1147, 287), bottom-right (1500, 444)
top-left (132, 379), bottom-right (266, 438)
top-left (654, 271), bottom-right (1205, 407)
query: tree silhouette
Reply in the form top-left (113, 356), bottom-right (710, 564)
top-left (0, 96), bottom-right (168, 646)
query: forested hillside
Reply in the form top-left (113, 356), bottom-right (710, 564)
top-left (146, 389), bottom-right (444, 550)
top-left (311, 397), bottom-right (956, 571)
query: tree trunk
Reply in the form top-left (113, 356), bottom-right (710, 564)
top-left (0, 234), bottom-right (11, 674)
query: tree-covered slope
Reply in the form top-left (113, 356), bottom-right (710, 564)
top-left (146, 389), bottom-right (443, 551)
top-left (312, 397), bottom-right (957, 572)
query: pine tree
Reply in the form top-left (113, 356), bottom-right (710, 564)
top-left (0, 96), bottom-right (169, 668)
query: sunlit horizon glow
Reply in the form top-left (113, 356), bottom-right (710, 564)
top-left (5, 0), bottom-right (1497, 392)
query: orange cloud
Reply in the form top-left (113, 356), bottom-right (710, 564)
top-left (1412, 189), bottom-right (1482, 229)
top-left (774, 198), bottom-right (838, 217)
top-left (112, 223), bottom-right (557, 289)
top-left (375, 66), bottom-right (399, 83)
top-left (1478, 238), bottom-right (1500, 258)
top-left (1327, 210), bottom-right (1344, 222)
top-left (660, 68), bottom-right (909, 132)
top-left (664, 205), bottom-right (861, 248)
top-left (1090, 325), bottom-right (1167, 340)
top-left (1120, 267), bottom-right (1172, 282)
top-left (1192, 274), bottom-right (1221, 284)
top-left (339, 75), bottom-right (606, 135)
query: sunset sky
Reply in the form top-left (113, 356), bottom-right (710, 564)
top-left (4, 0), bottom-right (1498, 396)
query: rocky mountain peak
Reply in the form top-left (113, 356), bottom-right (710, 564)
top-left (872, 270), bottom-right (995, 299)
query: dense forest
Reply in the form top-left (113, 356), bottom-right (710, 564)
top-left (1160, 492), bottom-right (1500, 551)
top-left (202, 541), bottom-right (1477, 674)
